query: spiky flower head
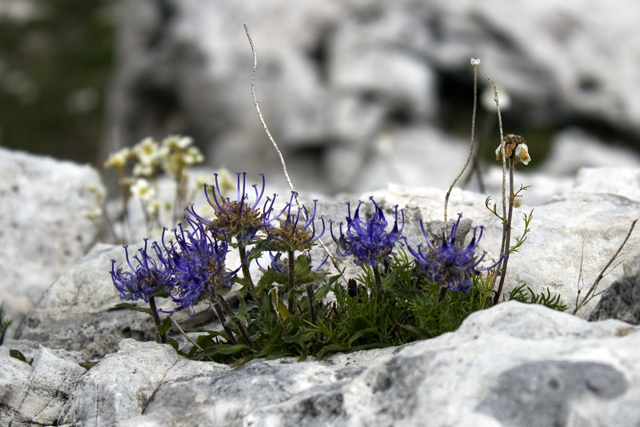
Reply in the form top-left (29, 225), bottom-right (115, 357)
top-left (187, 172), bottom-right (269, 245)
top-left (331, 196), bottom-right (404, 266)
top-left (407, 214), bottom-right (500, 295)
top-left (263, 191), bottom-right (325, 253)
top-left (110, 239), bottom-right (161, 303)
top-left (154, 217), bottom-right (239, 314)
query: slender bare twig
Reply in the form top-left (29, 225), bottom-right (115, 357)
top-left (494, 159), bottom-right (514, 305)
top-left (444, 59), bottom-right (480, 235)
top-left (172, 317), bottom-right (203, 350)
top-left (243, 23), bottom-right (340, 272)
top-left (486, 77), bottom-right (508, 291)
top-left (172, 317), bottom-right (215, 362)
top-left (574, 237), bottom-right (585, 309)
top-left (573, 218), bottom-right (638, 315)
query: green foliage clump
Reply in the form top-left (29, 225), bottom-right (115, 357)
top-left (506, 284), bottom-right (568, 312)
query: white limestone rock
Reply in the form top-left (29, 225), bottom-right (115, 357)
top-left (540, 129), bottom-right (640, 177)
top-left (55, 303), bottom-right (640, 427)
top-left (0, 339), bottom-right (86, 427)
top-left (0, 147), bottom-right (102, 339)
top-left (58, 339), bottom-right (228, 427)
top-left (13, 242), bottom-right (159, 359)
top-left (364, 181), bottom-right (640, 317)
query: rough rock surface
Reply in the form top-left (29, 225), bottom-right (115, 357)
top-left (6, 302), bottom-right (638, 426)
top-left (0, 147), bottom-right (103, 338)
top-left (589, 254), bottom-right (640, 325)
top-left (104, 0), bottom-right (640, 194)
top-left (0, 339), bottom-right (86, 427)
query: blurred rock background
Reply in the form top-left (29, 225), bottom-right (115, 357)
top-left (3, 0), bottom-right (640, 197)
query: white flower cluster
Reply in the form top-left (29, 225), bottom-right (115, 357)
top-left (103, 134), bottom-right (206, 239)
top-left (159, 135), bottom-right (204, 180)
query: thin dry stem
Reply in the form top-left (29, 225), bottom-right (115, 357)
top-left (574, 237), bottom-right (585, 309)
top-left (444, 60), bottom-right (479, 234)
top-left (573, 218), bottom-right (638, 315)
top-left (487, 76), bottom-right (508, 290)
top-left (172, 317), bottom-right (203, 350)
top-left (244, 23), bottom-right (340, 272)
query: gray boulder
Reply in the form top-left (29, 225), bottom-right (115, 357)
top-left (0, 147), bottom-right (103, 339)
top-left (589, 254), bottom-right (640, 325)
top-left (51, 302), bottom-right (640, 427)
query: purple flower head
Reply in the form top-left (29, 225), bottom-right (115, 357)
top-left (156, 217), bottom-right (241, 314)
top-left (110, 239), bottom-right (160, 303)
top-left (331, 197), bottom-right (404, 266)
top-left (187, 172), bottom-right (270, 245)
top-left (256, 252), bottom-right (287, 274)
top-left (263, 192), bottom-right (325, 253)
top-left (406, 213), bottom-right (501, 295)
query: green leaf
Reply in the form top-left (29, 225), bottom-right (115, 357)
top-left (79, 361), bottom-right (99, 370)
top-left (276, 297), bottom-right (291, 321)
top-left (114, 303), bottom-right (152, 315)
top-left (256, 270), bottom-right (287, 293)
top-left (9, 349), bottom-right (27, 364)
top-left (316, 344), bottom-right (351, 359)
top-left (157, 316), bottom-right (173, 335)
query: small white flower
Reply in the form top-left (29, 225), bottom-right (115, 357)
top-left (130, 178), bottom-right (156, 201)
top-left (133, 163), bottom-right (155, 178)
top-left (470, 58), bottom-right (481, 66)
top-left (514, 143), bottom-right (531, 165)
top-left (146, 199), bottom-right (161, 216)
top-left (133, 137), bottom-right (160, 165)
top-left (162, 134), bottom-right (193, 150)
top-left (104, 148), bottom-right (130, 169)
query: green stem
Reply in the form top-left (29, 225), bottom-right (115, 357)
top-left (306, 283), bottom-right (317, 324)
top-left (287, 250), bottom-right (296, 313)
top-left (148, 296), bottom-right (166, 344)
top-left (494, 159), bottom-right (515, 305)
top-left (238, 243), bottom-right (256, 297)
top-left (373, 265), bottom-right (383, 299)
top-left (438, 286), bottom-right (448, 303)
top-left (213, 299), bottom-right (237, 345)
top-left (218, 295), bottom-right (254, 350)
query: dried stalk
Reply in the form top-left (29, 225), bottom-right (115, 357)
top-left (573, 219), bottom-right (638, 315)
top-left (444, 59), bottom-right (480, 235)
top-left (243, 23), bottom-right (340, 272)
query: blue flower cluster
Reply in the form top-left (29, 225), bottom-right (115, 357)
top-left (406, 214), bottom-right (501, 295)
top-left (109, 239), bottom-right (160, 303)
top-left (331, 197), bottom-right (404, 266)
top-left (110, 217), bottom-right (239, 315)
